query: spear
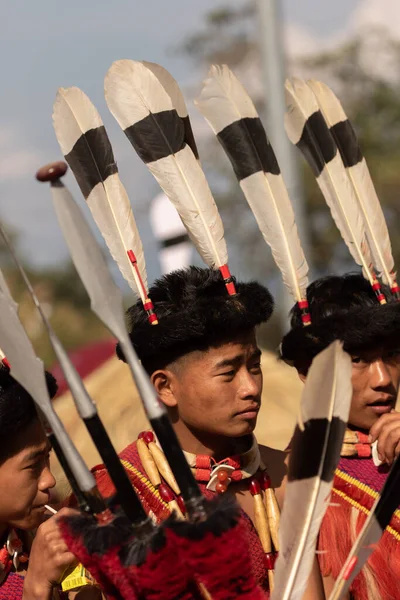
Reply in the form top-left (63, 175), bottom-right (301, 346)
top-left (0, 250), bottom-right (102, 515)
top-left (38, 161), bottom-right (205, 519)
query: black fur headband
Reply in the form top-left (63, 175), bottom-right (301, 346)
top-left (116, 267), bottom-right (274, 370)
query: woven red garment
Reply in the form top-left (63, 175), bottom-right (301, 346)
top-left (168, 519), bottom-right (268, 600)
top-left (0, 572), bottom-right (24, 599)
top-left (318, 455), bottom-right (400, 600)
top-left (93, 440), bottom-right (270, 596)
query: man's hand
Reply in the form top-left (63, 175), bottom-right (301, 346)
top-left (23, 507), bottom-right (78, 600)
top-left (369, 411), bottom-right (400, 466)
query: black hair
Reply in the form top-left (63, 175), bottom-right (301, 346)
top-left (0, 368), bottom-right (58, 462)
top-left (116, 266), bottom-right (274, 374)
top-left (281, 273), bottom-right (400, 365)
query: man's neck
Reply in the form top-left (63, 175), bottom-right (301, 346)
top-left (172, 420), bottom-right (251, 461)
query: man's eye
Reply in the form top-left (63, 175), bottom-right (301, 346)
top-left (250, 362), bottom-right (262, 372)
top-left (352, 356), bottom-right (362, 364)
top-left (221, 370), bottom-right (235, 377)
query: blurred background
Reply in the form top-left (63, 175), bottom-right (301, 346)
top-left (1, 0), bottom-right (400, 479)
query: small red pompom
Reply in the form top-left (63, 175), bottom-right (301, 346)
top-left (138, 431), bottom-right (146, 440)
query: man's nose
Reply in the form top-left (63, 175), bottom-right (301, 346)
top-left (238, 370), bottom-right (261, 399)
top-left (369, 359), bottom-right (392, 389)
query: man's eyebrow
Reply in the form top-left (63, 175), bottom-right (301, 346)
top-left (22, 443), bottom-right (52, 463)
top-left (214, 349), bottom-right (262, 370)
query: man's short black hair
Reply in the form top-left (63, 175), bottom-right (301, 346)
top-left (116, 266), bottom-right (274, 374)
top-left (281, 273), bottom-right (400, 365)
top-left (0, 368), bottom-right (58, 462)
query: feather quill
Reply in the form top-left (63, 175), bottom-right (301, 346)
top-left (195, 65), bottom-right (309, 304)
top-left (307, 79), bottom-right (398, 294)
top-left (284, 78), bottom-right (382, 298)
top-left (272, 341), bottom-right (352, 600)
top-left (104, 60), bottom-right (235, 293)
top-left (52, 87), bottom-right (152, 312)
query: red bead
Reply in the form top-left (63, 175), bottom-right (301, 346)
top-left (144, 431), bottom-right (155, 444)
top-left (36, 161), bottom-right (68, 182)
top-left (264, 552), bottom-right (276, 571)
top-left (159, 483), bottom-right (174, 503)
top-left (217, 469), bottom-right (229, 482)
top-left (176, 495), bottom-right (186, 515)
top-left (261, 472), bottom-right (271, 490)
top-left (249, 478), bottom-right (261, 496)
top-left (138, 431), bottom-right (146, 440)
top-left (215, 482), bottom-right (228, 494)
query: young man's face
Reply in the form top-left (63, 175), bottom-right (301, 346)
top-left (349, 345), bottom-right (400, 430)
top-left (0, 419), bottom-right (56, 530)
top-left (162, 330), bottom-right (263, 439)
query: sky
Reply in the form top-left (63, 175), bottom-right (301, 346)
top-left (0, 0), bottom-right (396, 284)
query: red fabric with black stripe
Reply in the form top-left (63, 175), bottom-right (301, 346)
top-left (92, 440), bottom-right (270, 597)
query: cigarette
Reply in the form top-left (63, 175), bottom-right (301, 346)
top-left (44, 504), bottom-right (58, 514)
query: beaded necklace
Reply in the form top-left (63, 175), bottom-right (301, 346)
top-left (137, 430), bottom-right (281, 591)
top-left (0, 529), bottom-right (28, 585)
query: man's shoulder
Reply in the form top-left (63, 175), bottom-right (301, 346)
top-left (92, 438), bottom-right (144, 497)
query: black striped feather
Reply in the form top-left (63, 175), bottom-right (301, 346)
top-left (142, 61), bottom-right (199, 160)
top-left (195, 65), bottom-right (308, 303)
top-left (52, 87), bottom-right (149, 304)
top-left (272, 341), bottom-right (352, 600)
top-left (104, 59), bottom-right (228, 270)
top-left (307, 80), bottom-right (397, 291)
top-left (284, 78), bottom-right (375, 286)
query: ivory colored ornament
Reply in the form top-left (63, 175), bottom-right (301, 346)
top-left (137, 438), bottom-right (161, 487)
top-left (261, 473), bottom-right (280, 551)
top-left (148, 441), bottom-right (181, 495)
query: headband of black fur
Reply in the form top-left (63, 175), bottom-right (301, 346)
top-left (116, 267), bottom-right (274, 372)
top-left (281, 273), bottom-right (400, 364)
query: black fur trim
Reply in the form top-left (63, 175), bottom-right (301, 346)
top-left (63, 508), bottom-right (134, 556)
top-left (165, 495), bottom-right (240, 541)
top-left (281, 274), bottom-right (400, 363)
top-left (117, 267), bottom-right (274, 369)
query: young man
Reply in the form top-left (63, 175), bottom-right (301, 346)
top-left (280, 273), bottom-right (400, 600)
top-left (0, 366), bottom-right (98, 599)
top-left (93, 266), bottom-right (325, 598)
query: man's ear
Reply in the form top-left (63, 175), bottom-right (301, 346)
top-left (151, 369), bottom-right (178, 408)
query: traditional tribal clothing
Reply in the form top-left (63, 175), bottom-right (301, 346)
top-left (93, 437), bottom-right (273, 595)
top-left (318, 449), bottom-right (400, 600)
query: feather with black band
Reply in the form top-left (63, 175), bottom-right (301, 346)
top-left (142, 61), bottom-right (199, 161)
top-left (284, 78), bottom-right (386, 305)
top-left (272, 341), bottom-right (352, 600)
top-left (104, 59), bottom-right (236, 295)
top-left (329, 451), bottom-right (400, 600)
top-left (195, 65), bottom-right (310, 324)
top-left (52, 86), bottom-right (157, 324)
top-left (307, 79), bottom-right (399, 298)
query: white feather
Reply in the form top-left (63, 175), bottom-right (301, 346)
top-left (285, 78), bottom-right (374, 284)
top-left (307, 79), bottom-right (396, 287)
top-left (142, 61), bottom-right (188, 118)
top-left (272, 341), bottom-right (352, 600)
top-left (104, 60), bottom-right (228, 269)
top-left (53, 87), bottom-right (148, 302)
top-left (195, 65), bottom-right (308, 301)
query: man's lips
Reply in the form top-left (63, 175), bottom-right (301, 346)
top-left (366, 397), bottom-right (395, 414)
top-left (235, 405), bottom-right (260, 418)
